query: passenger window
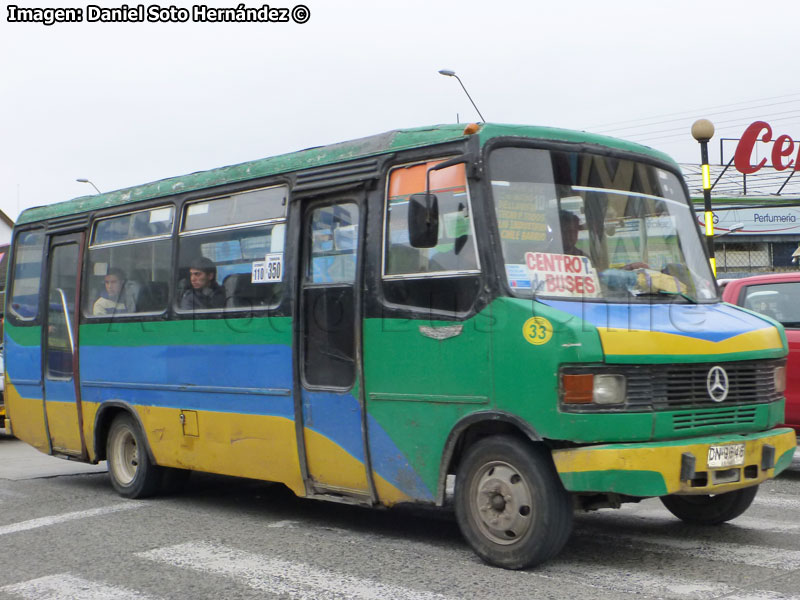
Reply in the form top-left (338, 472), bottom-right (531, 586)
top-left (307, 204), bottom-right (358, 284)
top-left (384, 161), bottom-right (478, 276)
top-left (84, 207), bottom-right (174, 317)
top-left (177, 185), bottom-right (287, 313)
top-left (381, 160), bottom-right (481, 314)
top-left (8, 229), bottom-right (45, 321)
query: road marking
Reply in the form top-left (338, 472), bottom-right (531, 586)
top-left (1, 573), bottom-right (157, 600)
top-left (754, 495), bottom-right (800, 510)
top-left (266, 519), bottom-right (298, 528)
top-left (607, 506), bottom-right (800, 534)
top-left (721, 593), bottom-right (800, 600)
top-left (536, 562), bottom-right (736, 599)
top-left (138, 541), bottom-right (455, 600)
top-left (0, 502), bottom-right (143, 536)
top-left (576, 527), bottom-right (800, 570)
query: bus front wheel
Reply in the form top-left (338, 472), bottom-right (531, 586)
top-left (454, 436), bottom-right (573, 569)
top-left (107, 413), bottom-right (163, 499)
top-left (660, 485), bottom-right (758, 525)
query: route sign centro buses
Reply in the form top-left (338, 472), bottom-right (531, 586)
top-left (525, 251), bottom-right (600, 297)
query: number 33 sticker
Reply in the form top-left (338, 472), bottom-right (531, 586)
top-left (522, 317), bottom-right (553, 345)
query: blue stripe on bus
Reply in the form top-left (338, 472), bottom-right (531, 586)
top-left (80, 344), bottom-right (294, 390)
top-left (301, 389), bottom-right (433, 501)
top-left (539, 299), bottom-right (772, 343)
top-left (4, 334), bottom-right (44, 394)
top-left (79, 344), bottom-right (432, 500)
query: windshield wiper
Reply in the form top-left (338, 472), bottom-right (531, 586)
top-left (630, 289), bottom-right (698, 304)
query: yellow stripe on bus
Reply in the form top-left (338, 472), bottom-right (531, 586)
top-left (302, 427), bottom-right (414, 505)
top-left (596, 327), bottom-right (782, 357)
top-left (131, 406), bottom-right (307, 496)
top-left (552, 429), bottom-right (796, 495)
top-left (3, 382), bottom-right (49, 453)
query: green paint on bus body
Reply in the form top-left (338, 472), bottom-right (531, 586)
top-left (5, 323), bottom-right (42, 347)
top-left (78, 316), bottom-right (294, 347)
top-left (558, 469), bottom-right (669, 497)
top-left (16, 123), bottom-right (675, 226)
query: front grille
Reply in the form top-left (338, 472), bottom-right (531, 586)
top-left (562, 359), bottom-right (784, 412)
top-left (672, 406), bottom-right (758, 430)
top-left (626, 360), bottom-right (782, 410)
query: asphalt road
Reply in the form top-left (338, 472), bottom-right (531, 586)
top-left (1, 430), bottom-right (800, 600)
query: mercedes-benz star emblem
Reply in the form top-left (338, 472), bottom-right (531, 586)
top-left (707, 366), bottom-right (729, 402)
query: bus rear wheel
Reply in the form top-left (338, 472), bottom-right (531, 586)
top-left (454, 436), bottom-right (573, 569)
top-left (660, 485), bottom-right (758, 525)
top-left (107, 413), bottom-right (163, 499)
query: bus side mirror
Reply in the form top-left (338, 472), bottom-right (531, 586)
top-left (408, 193), bottom-right (439, 248)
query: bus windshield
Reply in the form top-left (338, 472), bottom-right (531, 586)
top-left (489, 147), bottom-right (717, 303)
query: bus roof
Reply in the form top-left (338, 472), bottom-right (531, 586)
top-left (17, 123), bottom-right (676, 225)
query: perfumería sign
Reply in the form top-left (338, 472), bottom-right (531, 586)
top-left (697, 206), bottom-right (800, 235)
top-left (734, 121), bottom-right (800, 174)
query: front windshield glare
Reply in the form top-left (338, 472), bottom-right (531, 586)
top-left (489, 147), bottom-right (717, 302)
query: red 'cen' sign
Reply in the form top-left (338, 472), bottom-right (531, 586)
top-left (734, 121), bottom-right (800, 174)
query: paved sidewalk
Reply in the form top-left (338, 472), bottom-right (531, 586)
top-left (0, 429), bottom-right (107, 480)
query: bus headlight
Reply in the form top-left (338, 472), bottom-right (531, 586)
top-left (775, 366), bottom-right (786, 394)
top-left (593, 374), bottom-right (626, 404)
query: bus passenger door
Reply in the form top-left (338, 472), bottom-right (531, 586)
top-left (43, 234), bottom-right (87, 458)
top-left (296, 198), bottom-right (370, 500)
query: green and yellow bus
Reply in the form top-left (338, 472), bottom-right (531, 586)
top-left (3, 123), bottom-right (795, 569)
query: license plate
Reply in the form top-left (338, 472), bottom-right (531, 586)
top-left (707, 443), bottom-right (746, 468)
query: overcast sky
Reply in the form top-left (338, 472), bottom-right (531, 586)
top-left (1, 0), bottom-right (799, 221)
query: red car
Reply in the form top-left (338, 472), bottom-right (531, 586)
top-left (721, 273), bottom-right (800, 433)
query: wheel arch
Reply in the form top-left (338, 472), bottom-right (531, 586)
top-left (93, 402), bottom-right (156, 464)
top-left (436, 410), bottom-right (544, 506)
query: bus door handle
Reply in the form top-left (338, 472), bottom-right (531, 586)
top-left (55, 288), bottom-right (76, 356)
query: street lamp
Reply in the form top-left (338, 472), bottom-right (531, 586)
top-left (691, 119), bottom-right (716, 275)
top-left (76, 178), bottom-right (101, 194)
top-left (438, 69), bottom-right (486, 123)
top-left (714, 223), bottom-right (744, 238)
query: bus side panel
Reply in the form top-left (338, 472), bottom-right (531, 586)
top-left (362, 310), bottom-right (495, 505)
top-left (4, 324), bottom-right (48, 452)
top-left (301, 386), bottom-right (369, 492)
top-left (78, 318), bottom-right (306, 496)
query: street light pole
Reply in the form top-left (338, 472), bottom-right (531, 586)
top-left (438, 69), bottom-right (486, 123)
top-left (691, 119), bottom-right (716, 276)
top-left (76, 178), bottom-right (101, 194)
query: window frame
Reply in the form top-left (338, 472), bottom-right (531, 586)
top-left (381, 157), bottom-right (482, 281)
top-left (90, 205), bottom-right (175, 249)
top-left (174, 184), bottom-right (289, 315)
top-left (84, 204), bottom-right (177, 319)
top-left (7, 227), bottom-right (46, 325)
top-left (179, 184), bottom-right (288, 234)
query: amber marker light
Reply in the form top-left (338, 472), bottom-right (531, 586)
top-left (463, 123), bottom-right (481, 135)
top-left (562, 374), bottom-right (594, 404)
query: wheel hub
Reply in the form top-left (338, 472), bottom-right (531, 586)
top-left (472, 462), bottom-right (533, 545)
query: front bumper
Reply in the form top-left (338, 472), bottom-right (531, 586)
top-left (552, 427), bottom-right (796, 497)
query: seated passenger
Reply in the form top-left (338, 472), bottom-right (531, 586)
top-left (93, 268), bottom-right (136, 316)
top-left (179, 256), bottom-right (225, 310)
top-left (559, 210), bottom-right (586, 257)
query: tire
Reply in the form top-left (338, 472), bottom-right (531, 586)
top-left (660, 485), bottom-right (758, 525)
top-left (454, 436), bottom-right (573, 569)
top-left (106, 413), bottom-right (163, 499)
